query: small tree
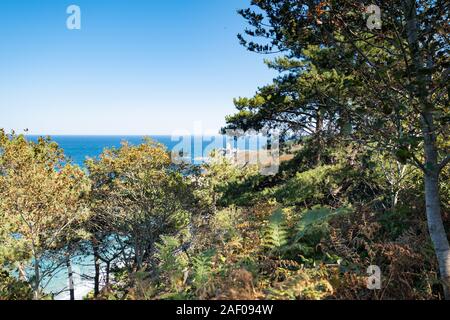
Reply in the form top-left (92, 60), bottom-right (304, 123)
top-left (86, 139), bottom-right (193, 273)
top-left (0, 131), bottom-right (90, 299)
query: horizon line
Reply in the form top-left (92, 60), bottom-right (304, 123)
top-left (22, 133), bottom-right (226, 137)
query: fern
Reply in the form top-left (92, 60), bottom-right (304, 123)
top-left (271, 206), bottom-right (353, 264)
top-left (155, 236), bottom-right (188, 292)
top-left (295, 206), bottom-right (351, 241)
top-left (273, 165), bottom-right (343, 206)
top-left (191, 249), bottom-right (215, 290)
top-left (263, 209), bottom-right (289, 253)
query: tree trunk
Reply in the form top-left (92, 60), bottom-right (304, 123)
top-left (105, 261), bottom-right (110, 287)
top-left (135, 252), bottom-right (143, 270)
top-left (66, 258), bottom-right (75, 300)
top-left (424, 169), bottom-right (450, 299)
top-left (93, 241), bottom-right (100, 297)
top-left (337, 106), bottom-right (351, 137)
top-left (315, 108), bottom-right (323, 165)
top-left (423, 112), bottom-right (450, 299)
top-left (33, 256), bottom-right (40, 300)
top-left (403, 0), bottom-right (450, 299)
top-left (18, 263), bottom-right (28, 282)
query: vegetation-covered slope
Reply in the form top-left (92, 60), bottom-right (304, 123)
top-left (0, 0), bottom-right (448, 300)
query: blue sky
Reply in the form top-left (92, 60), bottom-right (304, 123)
top-left (0, 0), bottom-right (277, 135)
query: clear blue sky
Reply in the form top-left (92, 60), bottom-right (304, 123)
top-left (0, 0), bottom-right (277, 135)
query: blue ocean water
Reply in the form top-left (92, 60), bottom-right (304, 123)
top-left (26, 135), bottom-right (268, 167)
top-left (26, 135), bottom-right (232, 166)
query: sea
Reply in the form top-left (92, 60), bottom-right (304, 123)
top-left (22, 135), bottom-right (267, 299)
top-left (26, 135), bottom-right (238, 167)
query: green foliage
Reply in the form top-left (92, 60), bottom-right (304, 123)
top-left (262, 209), bottom-right (289, 254)
top-left (261, 206), bottom-right (351, 264)
top-left (196, 151), bottom-right (259, 211)
top-left (273, 165), bottom-right (343, 206)
top-left (0, 270), bottom-right (32, 300)
top-left (191, 249), bottom-right (215, 291)
top-left (267, 268), bottom-right (333, 300)
top-left (155, 236), bottom-right (188, 293)
top-left (211, 207), bottom-right (241, 241)
top-left (0, 131), bottom-right (90, 299)
top-left (295, 206), bottom-right (352, 241)
top-left (87, 139), bottom-right (194, 270)
top-left (236, 0), bottom-right (449, 296)
top-left (1, 0), bottom-right (448, 299)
